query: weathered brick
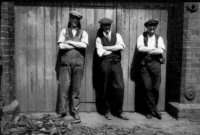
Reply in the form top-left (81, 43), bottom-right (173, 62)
top-left (1, 38), bottom-right (13, 45)
top-left (1, 26), bottom-right (14, 33)
top-left (1, 19), bottom-right (13, 26)
top-left (1, 2), bottom-right (15, 105)
top-left (1, 2), bottom-right (14, 8)
top-left (1, 31), bottom-right (9, 38)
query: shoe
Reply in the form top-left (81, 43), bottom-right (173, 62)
top-left (72, 113), bottom-right (81, 123)
top-left (105, 112), bottom-right (112, 120)
top-left (151, 111), bottom-right (161, 120)
top-left (116, 114), bottom-right (129, 120)
top-left (58, 113), bottom-right (66, 118)
top-left (74, 113), bottom-right (80, 120)
top-left (146, 113), bottom-right (152, 119)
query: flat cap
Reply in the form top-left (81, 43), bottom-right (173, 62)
top-left (99, 18), bottom-right (113, 25)
top-left (69, 10), bottom-right (83, 19)
top-left (144, 19), bottom-right (159, 27)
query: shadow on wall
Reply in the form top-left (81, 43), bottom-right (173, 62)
top-left (130, 46), bottom-right (146, 115)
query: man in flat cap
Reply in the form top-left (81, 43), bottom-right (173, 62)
top-left (94, 18), bottom-right (128, 120)
top-left (56, 10), bottom-right (88, 123)
top-left (136, 19), bottom-right (165, 120)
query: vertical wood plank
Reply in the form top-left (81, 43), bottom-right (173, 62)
top-left (85, 8), bottom-right (95, 112)
top-left (27, 5), bottom-right (37, 112)
top-left (137, 9), bottom-right (145, 38)
top-left (15, 6), bottom-right (28, 112)
top-left (53, 4), bottom-right (58, 113)
top-left (61, 2), bottom-right (69, 30)
top-left (145, 9), bottom-right (152, 23)
top-left (36, 5), bottom-right (45, 112)
top-left (158, 10), bottom-right (168, 111)
top-left (95, 7), bottom-right (105, 31)
top-left (152, 10), bottom-right (161, 34)
top-left (44, 3), bottom-right (56, 111)
top-left (127, 4), bottom-right (137, 111)
top-left (120, 2), bottom-right (130, 111)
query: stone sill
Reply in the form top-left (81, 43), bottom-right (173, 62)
top-left (166, 102), bottom-right (200, 120)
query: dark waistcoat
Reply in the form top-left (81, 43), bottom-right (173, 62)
top-left (99, 32), bottom-right (121, 61)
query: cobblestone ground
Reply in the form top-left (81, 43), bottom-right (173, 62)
top-left (1, 112), bottom-right (200, 135)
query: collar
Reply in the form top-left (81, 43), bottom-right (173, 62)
top-left (103, 31), bottom-right (111, 37)
top-left (147, 34), bottom-right (155, 38)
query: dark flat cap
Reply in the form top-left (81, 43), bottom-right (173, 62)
top-left (99, 18), bottom-right (113, 24)
top-left (144, 19), bottom-right (159, 27)
top-left (69, 10), bottom-right (83, 19)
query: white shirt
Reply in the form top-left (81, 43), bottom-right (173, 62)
top-left (57, 28), bottom-right (89, 45)
top-left (137, 34), bottom-right (165, 51)
top-left (96, 31), bottom-right (125, 57)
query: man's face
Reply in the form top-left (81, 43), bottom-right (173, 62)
top-left (147, 25), bottom-right (157, 35)
top-left (102, 24), bottom-right (111, 34)
top-left (70, 15), bottom-right (80, 28)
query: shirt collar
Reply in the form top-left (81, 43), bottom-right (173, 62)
top-left (147, 34), bottom-right (155, 39)
top-left (103, 31), bottom-right (111, 37)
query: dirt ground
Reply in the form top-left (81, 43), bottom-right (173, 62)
top-left (80, 112), bottom-right (200, 135)
top-left (1, 112), bottom-right (200, 135)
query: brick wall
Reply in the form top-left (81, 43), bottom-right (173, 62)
top-left (182, 2), bottom-right (200, 104)
top-left (1, 2), bottom-right (15, 106)
top-left (167, 2), bottom-right (200, 119)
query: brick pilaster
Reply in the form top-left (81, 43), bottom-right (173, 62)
top-left (166, 2), bottom-right (200, 120)
top-left (1, 2), bottom-right (15, 106)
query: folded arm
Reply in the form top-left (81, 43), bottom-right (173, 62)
top-left (96, 37), bottom-right (112, 57)
top-left (65, 40), bottom-right (87, 48)
top-left (103, 33), bottom-right (125, 52)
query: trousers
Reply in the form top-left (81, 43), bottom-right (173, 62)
top-left (140, 60), bottom-right (161, 112)
top-left (100, 59), bottom-right (124, 115)
top-left (58, 58), bottom-right (84, 115)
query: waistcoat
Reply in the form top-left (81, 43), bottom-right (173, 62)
top-left (139, 32), bottom-right (162, 65)
top-left (99, 31), bottom-right (121, 61)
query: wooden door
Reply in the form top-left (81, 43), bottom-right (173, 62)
top-left (15, 2), bottom-right (167, 112)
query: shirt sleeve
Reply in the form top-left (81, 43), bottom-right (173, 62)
top-left (137, 34), bottom-right (145, 50)
top-left (96, 37), bottom-right (106, 57)
top-left (116, 33), bottom-right (126, 48)
top-left (81, 30), bottom-right (89, 45)
top-left (158, 37), bottom-right (165, 51)
top-left (57, 29), bottom-right (66, 44)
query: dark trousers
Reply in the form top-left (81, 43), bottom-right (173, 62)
top-left (140, 60), bottom-right (161, 113)
top-left (58, 59), bottom-right (84, 115)
top-left (100, 59), bottom-right (124, 115)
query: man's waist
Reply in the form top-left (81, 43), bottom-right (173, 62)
top-left (61, 49), bottom-right (84, 58)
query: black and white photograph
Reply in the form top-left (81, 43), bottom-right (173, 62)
top-left (1, 0), bottom-right (200, 134)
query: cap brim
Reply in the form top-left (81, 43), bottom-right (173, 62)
top-left (144, 22), bottom-right (158, 27)
top-left (70, 14), bottom-right (82, 19)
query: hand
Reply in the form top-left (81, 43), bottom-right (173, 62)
top-left (64, 40), bottom-right (74, 45)
top-left (103, 51), bottom-right (112, 56)
top-left (149, 49), bottom-right (161, 55)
